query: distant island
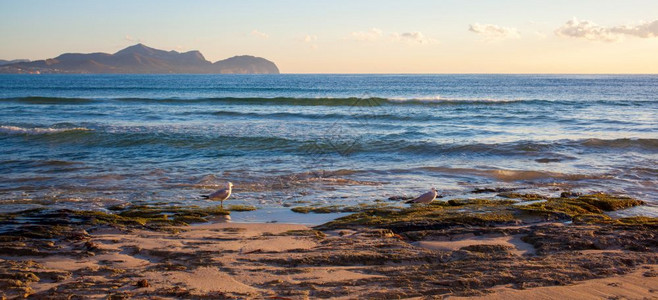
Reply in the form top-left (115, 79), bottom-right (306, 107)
top-left (0, 44), bottom-right (279, 74)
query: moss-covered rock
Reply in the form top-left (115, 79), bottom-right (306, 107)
top-left (227, 205), bottom-right (257, 212)
top-left (517, 193), bottom-right (644, 219)
top-left (497, 192), bottom-right (547, 201)
top-left (615, 216), bottom-right (658, 226)
top-left (577, 193), bottom-right (644, 211)
top-left (442, 199), bottom-right (517, 207)
top-left (316, 202), bottom-right (519, 232)
top-left (280, 229), bottom-right (327, 240)
top-left (316, 193), bottom-right (648, 232)
top-left (0, 204), bottom-right (231, 235)
top-left (291, 203), bottom-right (395, 214)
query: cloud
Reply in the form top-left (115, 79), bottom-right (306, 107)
top-left (303, 34), bottom-right (318, 43)
top-left (611, 20), bottom-right (658, 38)
top-left (533, 31), bottom-right (548, 39)
top-left (391, 32), bottom-right (438, 44)
top-left (251, 29), bottom-right (269, 39)
top-left (555, 18), bottom-right (658, 42)
top-left (554, 18), bottom-right (617, 42)
top-left (468, 23), bottom-right (520, 40)
top-left (124, 35), bottom-right (142, 43)
top-left (350, 28), bottom-right (384, 41)
top-left (349, 28), bottom-right (437, 44)
top-left (300, 34), bottom-right (318, 50)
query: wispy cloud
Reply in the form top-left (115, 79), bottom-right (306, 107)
top-left (555, 18), bottom-right (658, 42)
top-left (124, 35), bottom-right (142, 43)
top-left (349, 28), bottom-right (437, 44)
top-left (300, 34), bottom-right (318, 50)
top-left (251, 29), bottom-right (269, 39)
top-left (468, 23), bottom-right (520, 40)
top-left (350, 28), bottom-right (384, 42)
top-left (391, 32), bottom-right (437, 44)
top-left (303, 34), bottom-right (318, 43)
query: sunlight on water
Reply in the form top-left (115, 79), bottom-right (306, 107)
top-left (0, 74), bottom-right (656, 220)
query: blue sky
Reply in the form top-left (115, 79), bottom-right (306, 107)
top-left (2, 0), bottom-right (657, 73)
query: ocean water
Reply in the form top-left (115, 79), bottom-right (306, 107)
top-left (1, 74), bottom-right (657, 220)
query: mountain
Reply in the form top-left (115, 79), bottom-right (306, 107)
top-left (0, 59), bottom-right (30, 66)
top-left (212, 55), bottom-right (280, 74)
top-left (0, 44), bottom-right (279, 74)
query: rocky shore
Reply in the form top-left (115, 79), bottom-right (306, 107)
top-left (1, 193), bottom-right (657, 299)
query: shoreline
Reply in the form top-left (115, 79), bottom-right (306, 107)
top-left (1, 193), bottom-right (657, 298)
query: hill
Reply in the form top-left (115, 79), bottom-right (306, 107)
top-left (0, 44), bottom-right (279, 74)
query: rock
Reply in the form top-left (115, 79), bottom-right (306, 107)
top-left (136, 279), bottom-right (149, 288)
top-left (561, 191), bottom-right (582, 198)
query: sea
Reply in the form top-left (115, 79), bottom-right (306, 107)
top-left (1, 74), bottom-right (657, 222)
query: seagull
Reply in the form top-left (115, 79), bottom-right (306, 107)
top-left (406, 187), bottom-right (438, 204)
top-left (201, 182), bottom-right (233, 207)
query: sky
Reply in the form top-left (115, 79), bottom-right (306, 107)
top-left (1, 0), bottom-right (658, 73)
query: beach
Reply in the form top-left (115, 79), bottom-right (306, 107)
top-left (1, 74), bottom-right (657, 298)
top-left (3, 0), bottom-right (658, 296)
top-left (1, 192), bottom-right (657, 298)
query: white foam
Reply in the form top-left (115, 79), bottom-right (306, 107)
top-left (387, 96), bottom-right (523, 103)
top-left (0, 125), bottom-right (92, 134)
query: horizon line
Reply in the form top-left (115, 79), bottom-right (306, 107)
top-left (2, 72), bottom-right (657, 75)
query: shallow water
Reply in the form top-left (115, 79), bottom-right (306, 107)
top-left (1, 74), bottom-right (657, 219)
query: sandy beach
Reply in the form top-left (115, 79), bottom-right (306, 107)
top-left (3, 0), bottom-right (658, 298)
top-left (1, 193), bottom-right (657, 299)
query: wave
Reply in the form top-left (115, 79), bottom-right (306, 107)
top-left (359, 138), bottom-right (658, 157)
top-left (1, 96), bottom-right (653, 108)
top-left (3, 124), bottom-right (655, 155)
top-left (3, 129), bottom-right (301, 151)
top-left (0, 125), bottom-right (93, 135)
top-left (417, 166), bottom-right (608, 182)
top-left (581, 138), bottom-right (658, 150)
top-left (113, 96), bottom-right (535, 107)
top-left (206, 110), bottom-right (420, 122)
top-left (0, 96), bottom-right (628, 107)
top-left (188, 169), bottom-right (376, 191)
top-left (0, 96), bottom-right (96, 104)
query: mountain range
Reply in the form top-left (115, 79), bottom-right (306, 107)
top-left (0, 44), bottom-right (279, 74)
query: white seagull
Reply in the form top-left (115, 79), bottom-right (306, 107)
top-left (201, 182), bottom-right (233, 207)
top-left (406, 187), bottom-right (438, 204)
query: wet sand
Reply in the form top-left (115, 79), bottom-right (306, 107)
top-left (0, 221), bottom-right (656, 298)
top-left (1, 193), bottom-right (657, 298)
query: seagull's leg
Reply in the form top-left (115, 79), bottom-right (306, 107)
top-left (220, 199), bottom-right (224, 208)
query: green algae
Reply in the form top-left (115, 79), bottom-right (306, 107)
top-left (280, 229), bottom-right (327, 240)
top-left (316, 193), bottom-right (649, 231)
top-left (440, 199), bottom-right (517, 207)
top-left (74, 210), bottom-right (156, 226)
top-left (574, 215), bottom-right (658, 226)
top-left (291, 206), bottom-right (314, 214)
top-left (88, 205), bottom-right (230, 227)
top-left (291, 205), bottom-right (346, 214)
top-left (517, 199), bottom-right (603, 217)
top-left (0, 205), bottom-right (231, 235)
top-left (577, 193), bottom-right (644, 211)
top-left (227, 205), bottom-right (257, 212)
top-left (291, 203), bottom-right (396, 214)
top-left (316, 203), bottom-right (519, 231)
top-left (517, 193), bottom-right (645, 219)
top-left (615, 216), bottom-right (658, 225)
top-left (497, 192), bottom-right (547, 200)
